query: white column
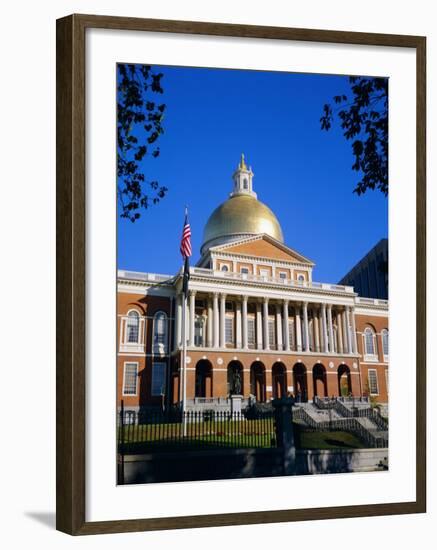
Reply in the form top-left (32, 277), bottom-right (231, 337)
top-left (295, 306), bottom-right (302, 352)
top-left (242, 295), bottom-right (248, 349)
top-left (342, 309), bottom-right (349, 353)
top-left (219, 293), bottom-right (226, 348)
top-left (256, 302), bottom-right (263, 350)
top-left (321, 303), bottom-right (328, 353)
top-left (174, 293), bottom-right (182, 350)
top-left (336, 310), bottom-right (344, 354)
top-left (351, 307), bottom-right (357, 353)
top-left (314, 312), bottom-right (320, 352)
top-left (283, 300), bottom-right (290, 351)
top-left (189, 290), bottom-right (196, 346)
top-left (346, 306), bottom-right (353, 353)
top-left (213, 293), bottom-right (219, 348)
top-left (236, 300), bottom-right (242, 349)
top-left (303, 302), bottom-right (310, 352)
top-left (263, 297), bottom-right (270, 350)
top-left (276, 304), bottom-right (283, 351)
top-left (327, 304), bottom-right (334, 353)
top-left (207, 297), bottom-right (213, 347)
top-left (318, 309), bottom-right (324, 351)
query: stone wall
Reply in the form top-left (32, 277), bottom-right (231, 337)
top-left (119, 447), bottom-right (388, 485)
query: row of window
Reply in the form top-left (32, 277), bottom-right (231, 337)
top-left (195, 314), bottom-right (348, 353)
top-left (363, 327), bottom-right (389, 361)
top-left (122, 310), bottom-right (168, 352)
top-left (218, 263), bottom-right (306, 282)
top-left (122, 310), bottom-right (388, 362)
top-left (122, 361), bottom-right (167, 397)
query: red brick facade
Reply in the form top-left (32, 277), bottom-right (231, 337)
top-left (117, 291), bottom-right (389, 409)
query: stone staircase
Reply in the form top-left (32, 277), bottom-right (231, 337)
top-left (294, 399), bottom-right (388, 448)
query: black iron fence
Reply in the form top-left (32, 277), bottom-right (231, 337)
top-left (118, 406), bottom-right (277, 454)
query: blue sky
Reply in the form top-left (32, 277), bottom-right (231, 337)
top-left (117, 65), bottom-right (388, 283)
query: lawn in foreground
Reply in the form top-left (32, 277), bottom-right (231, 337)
top-left (119, 418), bottom-right (276, 453)
top-left (118, 418), bottom-right (365, 453)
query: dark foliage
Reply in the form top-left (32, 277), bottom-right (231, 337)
top-left (244, 401), bottom-right (274, 419)
top-left (117, 64), bottom-right (168, 221)
top-left (320, 76), bottom-right (388, 196)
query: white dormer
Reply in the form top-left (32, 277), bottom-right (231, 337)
top-left (230, 153), bottom-right (257, 198)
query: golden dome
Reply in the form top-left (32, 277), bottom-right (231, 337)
top-left (201, 194), bottom-right (284, 253)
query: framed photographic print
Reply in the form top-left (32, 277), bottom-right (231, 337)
top-left (56, 14), bottom-right (426, 535)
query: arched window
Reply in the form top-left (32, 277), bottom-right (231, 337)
top-left (363, 327), bottom-right (377, 359)
top-left (382, 329), bottom-right (389, 359)
top-left (221, 264), bottom-right (229, 272)
top-left (243, 178), bottom-right (248, 189)
top-left (126, 310), bottom-right (140, 343)
top-left (153, 311), bottom-right (168, 353)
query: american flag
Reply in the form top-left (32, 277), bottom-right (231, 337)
top-left (180, 209), bottom-right (192, 259)
top-left (180, 209), bottom-right (192, 296)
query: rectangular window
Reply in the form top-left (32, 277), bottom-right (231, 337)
top-left (240, 267), bottom-right (249, 274)
top-left (268, 318), bottom-right (276, 347)
top-left (278, 271), bottom-right (287, 281)
top-left (247, 317), bottom-right (256, 348)
top-left (260, 269), bottom-right (269, 278)
top-left (225, 316), bottom-right (234, 345)
top-left (123, 362), bottom-right (138, 396)
top-left (368, 369), bottom-right (379, 395)
top-left (151, 362), bottom-right (166, 396)
top-left (154, 317), bottom-right (166, 345)
top-left (126, 318), bottom-right (139, 343)
top-left (194, 317), bottom-right (204, 347)
top-left (382, 331), bottom-right (389, 358)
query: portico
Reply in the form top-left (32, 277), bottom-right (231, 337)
top-left (174, 273), bottom-right (359, 358)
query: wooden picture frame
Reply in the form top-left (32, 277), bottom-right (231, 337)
top-left (56, 13), bottom-right (426, 535)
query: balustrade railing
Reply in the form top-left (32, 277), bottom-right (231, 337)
top-left (190, 267), bottom-right (355, 293)
top-left (313, 396), bottom-right (387, 431)
top-left (295, 402), bottom-right (388, 448)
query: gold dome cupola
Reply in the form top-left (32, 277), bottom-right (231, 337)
top-left (201, 155), bottom-right (284, 255)
top-left (230, 153), bottom-right (257, 198)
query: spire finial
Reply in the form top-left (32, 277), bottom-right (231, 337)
top-left (239, 153), bottom-right (247, 171)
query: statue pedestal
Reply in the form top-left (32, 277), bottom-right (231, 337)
top-left (230, 395), bottom-right (243, 414)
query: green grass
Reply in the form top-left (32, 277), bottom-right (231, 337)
top-left (119, 418), bottom-right (276, 453)
top-left (297, 430), bottom-right (365, 450)
top-left (118, 420), bottom-right (366, 454)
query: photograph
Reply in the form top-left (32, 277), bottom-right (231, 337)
top-left (115, 63), bottom-right (389, 485)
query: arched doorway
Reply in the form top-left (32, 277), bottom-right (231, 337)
top-left (250, 361), bottom-right (266, 402)
top-left (227, 361), bottom-right (243, 396)
top-left (313, 364), bottom-right (328, 398)
top-left (272, 362), bottom-right (287, 399)
top-left (195, 360), bottom-right (213, 398)
top-left (293, 363), bottom-right (308, 402)
top-left (338, 364), bottom-right (352, 396)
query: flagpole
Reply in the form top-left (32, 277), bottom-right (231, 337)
top-left (179, 206), bottom-right (191, 438)
top-left (181, 285), bottom-right (188, 437)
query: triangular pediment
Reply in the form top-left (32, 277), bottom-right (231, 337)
top-left (211, 234), bottom-right (314, 265)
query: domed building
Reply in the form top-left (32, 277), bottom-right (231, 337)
top-left (116, 156), bottom-right (389, 419)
